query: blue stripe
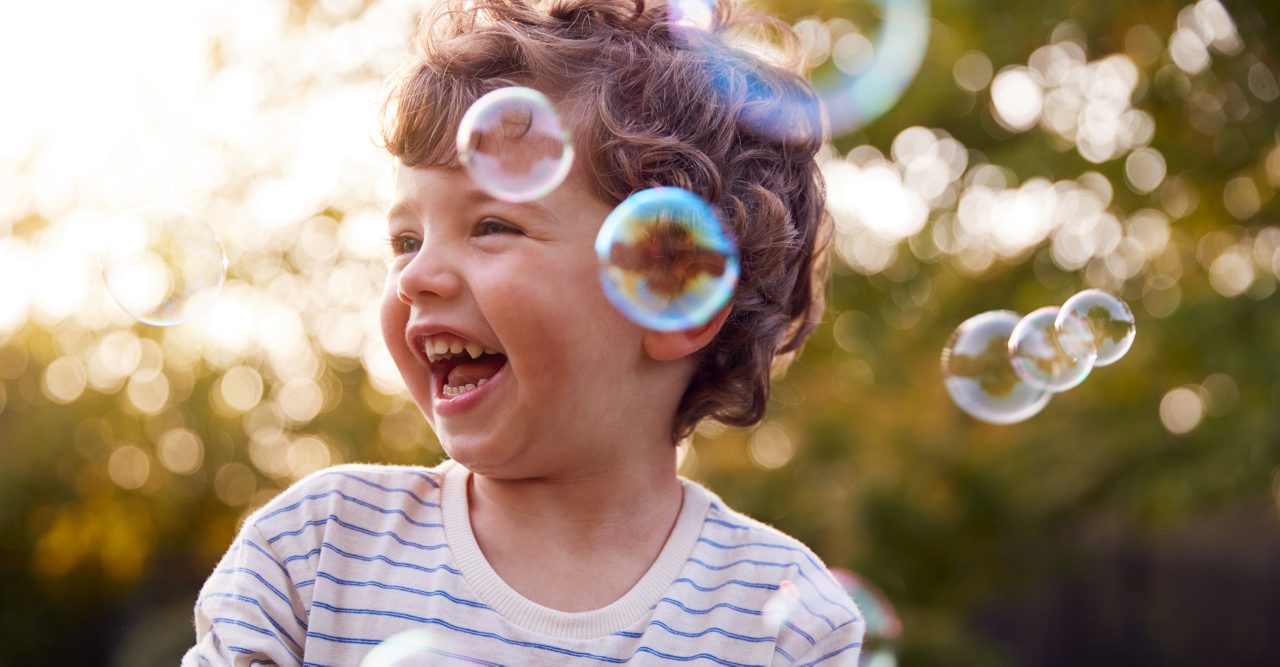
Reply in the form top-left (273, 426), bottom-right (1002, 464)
top-left (696, 539), bottom-right (856, 628)
top-left (705, 516), bottom-right (751, 530)
top-left (212, 618), bottom-right (302, 663)
top-left (797, 642), bottom-right (862, 666)
top-left (655, 597), bottom-right (762, 617)
top-left (688, 556), bottom-right (799, 571)
top-left (212, 567), bottom-right (307, 630)
top-left (255, 489), bottom-right (442, 529)
top-left (629, 647), bottom-right (760, 667)
top-left (266, 515), bottom-right (449, 553)
top-left (323, 469), bottom-right (440, 496)
top-left (281, 547), bottom-right (322, 568)
top-left (312, 572), bottom-right (491, 610)
top-left (249, 661), bottom-right (277, 666)
top-left (785, 620), bottom-right (817, 646)
top-left (243, 540), bottom-right (290, 578)
top-left (673, 576), bottom-right (780, 593)
top-left (774, 644), bottom-right (795, 663)
top-left (280, 541), bottom-right (462, 577)
top-left (204, 592), bottom-right (302, 649)
top-left (635, 618), bottom-right (773, 644)
top-left (697, 538), bottom-right (825, 574)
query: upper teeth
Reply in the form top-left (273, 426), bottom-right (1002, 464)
top-left (422, 336), bottom-right (499, 364)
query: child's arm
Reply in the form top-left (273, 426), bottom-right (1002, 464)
top-left (182, 522), bottom-right (308, 666)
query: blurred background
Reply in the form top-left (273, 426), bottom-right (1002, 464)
top-left (1, 0), bottom-right (1278, 664)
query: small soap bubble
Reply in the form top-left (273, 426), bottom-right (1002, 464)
top-left (762, 579), bottom-right (801, 637)
top-left (1008, 306), bottom-right (1096, 393)
top-left (456, 86), bottom-right (574, 203)
top-left (100, 204), bottom-right (227, 327)
top-left (595, 187), bottom-right (739, 331)
top-left (828, 567), bottom-right (902, 666)
top-left (941, 310), bottom-right (1051, 424)
top-left (1055, 289), bottom-right (1136, 366)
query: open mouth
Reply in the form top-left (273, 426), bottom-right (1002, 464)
top-left (418, 335), bottom-right (508, 399)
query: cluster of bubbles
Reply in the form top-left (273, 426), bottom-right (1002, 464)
top-left (763, 569), bottom-right (902, 666)
top-left (940, 289), bottom-right (1136, 424)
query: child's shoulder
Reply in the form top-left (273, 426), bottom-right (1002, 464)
top-left (689, 480), bottom-right (835, 573)
top-left (245, 461), bottom-right (449, 536)
top-left (685, 480), bottom-right (865, 637)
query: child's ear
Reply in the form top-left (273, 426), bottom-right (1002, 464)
top-left (642, 305), bottom-right (732, 361)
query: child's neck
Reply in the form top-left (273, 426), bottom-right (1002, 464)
top-left (466, 456), bottom-right (684, 612)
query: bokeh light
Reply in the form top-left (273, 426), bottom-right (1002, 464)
top-left (99, 205), bottom-right (228, 327)
top-left (1160, 385), bottom-right (1206, 435)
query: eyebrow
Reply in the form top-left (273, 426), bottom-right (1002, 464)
top-left (387, 186), bottom-right (560, 225)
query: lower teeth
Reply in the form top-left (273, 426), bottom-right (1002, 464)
top-left (444, 378), bottom-right (488, 397)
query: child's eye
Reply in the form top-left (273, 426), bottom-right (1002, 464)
top-left (475, 218), bottom-right (519, 237)
top-left (387, 234), bottom-right (421, 256)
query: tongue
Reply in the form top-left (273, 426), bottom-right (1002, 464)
top-left (446, 356), bottom-right (506, 387)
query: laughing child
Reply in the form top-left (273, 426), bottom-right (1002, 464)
top-left (185, 1), bottom-right (864, 664)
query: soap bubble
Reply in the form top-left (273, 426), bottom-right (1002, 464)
top-left (99, 204), bottom-right (227, 327)
top-left (456, 86), bottom-right (574, 202)
top-left (699, 0), bottom-right (930, 142)
top-left (1008, 306), bottom-right (1096, 392)
top-left (595, 187), bottom-right (739, 331)
top-left (820, 0), bottom-right (932, 137)
top-left (1056, 289), bottom-right (1136, 366)
top-left (941, 310), bottom-right (1051, 424)
top-left (828, 567), bottom-right (901, 666)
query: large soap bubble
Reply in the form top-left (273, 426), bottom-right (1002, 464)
top-left (456, 86), bottom-right (574, 202)
top-left (941, 310), bottom-right (1052, 424)
top-left (595, 187), bottom-right (739, 331)
top-left (99, 204), bottom-right (227, 326)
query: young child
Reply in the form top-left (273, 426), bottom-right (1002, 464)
top-left (185, 0), bottom-right (864, 664)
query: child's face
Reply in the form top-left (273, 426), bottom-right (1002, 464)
top-left (381, 164), bottom-right (662, 475)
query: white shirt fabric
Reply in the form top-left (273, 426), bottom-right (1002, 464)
top-left (184, 460), bottom-right (864, 666)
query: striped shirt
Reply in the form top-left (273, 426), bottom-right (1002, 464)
top-left (184, 460), bottom-right (863, 666)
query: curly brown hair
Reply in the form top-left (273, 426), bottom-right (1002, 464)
top-left (382, 0), bottom-right (830, 443)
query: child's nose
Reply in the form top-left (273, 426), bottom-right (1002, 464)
top-left (396, 247), bottom-right (463, 304)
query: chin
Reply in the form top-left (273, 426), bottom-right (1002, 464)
top-left (439, 434), bottom-right (523, 477)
